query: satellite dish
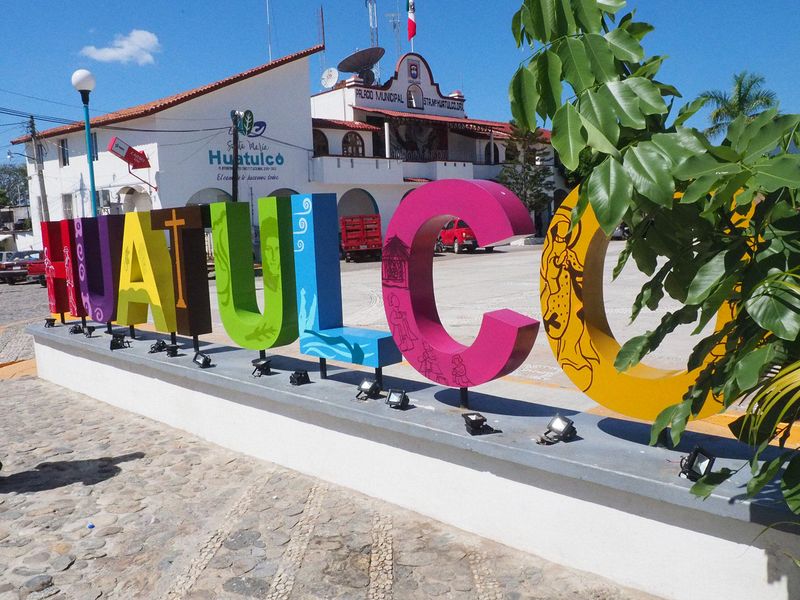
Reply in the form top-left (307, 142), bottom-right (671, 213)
top-left (321, 67), bottom-right (339, 89)
top-left (337, 47), bottom-right (385, 75)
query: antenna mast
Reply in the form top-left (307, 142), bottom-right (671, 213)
top-left (266, 0), bottom-right (274, 61)
top-left (387, 1), bottom-right (401, 64)
top-left (365, 0), bottom-right (380, 80)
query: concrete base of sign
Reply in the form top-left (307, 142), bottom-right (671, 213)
top-left (31, 325), bottom-right (800, 600)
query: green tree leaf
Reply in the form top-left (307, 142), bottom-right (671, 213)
top-left (627, 77), bottom-right (668, 115)
top-left (622, 21), bottom-right (655, 42)
top-left (596, 0), bottom-right (624, 13)
top-left (690, 468), bottom-right (736, 500)
top-left (587, 157), bottom-right (633, 235)
top-left (745, 281), bottom-right (800, 341)
top-left (752, 155), bottom-right (800, 192)
top-left (615, 334), bottom-right (650, 371)
top-left (601, 80), bottom-right (646, 129)
top-left (733, 108), bottom-right (779, 154)
top-left (734, 347), bottom-right (773, 392)
top-left (527, 0), bottom-right (557, 42)
top-left (551, 103), bottom-right (586, 170)
top-left (673, 96), bottom-right (709, 128)
top-left (554, 0), bottom-right (578, 36)
top-left (556, 37), bottom-right (595, 95)
top-left (650, 130), bottom-right (704, 168)
top-left (632, 55), bottom-right (664, 79)
top-left (685, 250), bottom-right (727, 304)
top-left (781, 455), bottom-right (800, 514)
top-left (743, 114), bottom-right (800, 162)
top-left (748, 453), bottom-right (791, 497)
top-left (509, 65), bottom-right (539, 132)
top-left (583, 33), bottom-right (618, 84)
top-left (622, 143), bottom-right (675, 206)
top-left (673, 153), bottom-right (741, 180)
top-left (571, 0), bottom-right (602, 33)
top-left (605, 28), bottom-right (644, 63)
top-left (512, 8), bottom-right (525, 47)
top-left (580, 113), bottom-right (621, 157)
top-left (537, 49), bottom-right (564, 118)
top-left (578, 88), bottom-right (619, 144)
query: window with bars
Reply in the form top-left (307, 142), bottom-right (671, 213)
top-left (61, 194), bottom-right (73, 219)
top-left (59, 139), bottom-right (69, 167)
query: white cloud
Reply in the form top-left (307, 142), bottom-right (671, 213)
top-left (80, 29), bottom-right (161, 65)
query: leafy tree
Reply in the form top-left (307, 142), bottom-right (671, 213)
top-left (497, 124), bottom-right (554, 215)
top-left (700, 71), bottom-right (778, 139)
top-left (0, 164), bottom-right (27, 206)
top-left (0, 189), bottom-right (10, 208)
top-left (510, 0), bottom-right (800, 512)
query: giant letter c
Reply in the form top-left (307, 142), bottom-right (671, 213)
top-left (381, 179), bottom-right (539, 388)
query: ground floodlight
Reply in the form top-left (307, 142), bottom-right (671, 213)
top-left (69, 324), bottom-right (84, 335)
top-left (44, 318), bottom-right (56, 328)
top-left (165, 344), bottom-right (179, 358)
top-left (680, 446), bottom-right (715, 482)
top-left (193, 351), bottom-right (212, 369)
top-left (251, 357), bottom-right (272, 377)
top-left (385, 389), bottom-right (409, 410)
top-left (536, 414), bottom-right (577, 444)
top-left (149, 339), bottom-right (168, 353)
top-left (289, 370), bottom-right (310, 386)
top-left (462, 412), bottom-right (487, 435)
top-left (110, 333), bottom-right (129, 351)
top-left (356, 378), bottom-right (381, 400)
top-left (83, 325), bottom-right (96, 338)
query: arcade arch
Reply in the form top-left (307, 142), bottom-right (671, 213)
top-left (338, 188), bottom-right (378, 218)
top-left (119, 186), bottom-right (153, 213)
top-left (187, 187), bottom-right (232, 206)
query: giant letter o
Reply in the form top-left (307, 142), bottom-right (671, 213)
top-left (540, 187), bottom-right (727, 421)
top-left (382, 179), bottom-right (539, 388)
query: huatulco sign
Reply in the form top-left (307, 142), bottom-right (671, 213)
top-left (40, 179), bottom-right (713, 422)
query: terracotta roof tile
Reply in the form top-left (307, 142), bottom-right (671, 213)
top-left (312, 118), bottom-right (381, 132)
top-left (12, 45), bottom-right (324, 144)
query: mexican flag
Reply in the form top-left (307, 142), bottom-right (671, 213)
top-left (407, 0), bottom-right (416, 41)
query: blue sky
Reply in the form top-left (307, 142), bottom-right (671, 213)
top-left (2, 1), bottom-right (799, 162)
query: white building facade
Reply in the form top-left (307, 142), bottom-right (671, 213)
top-left (14, 46), bottom-right (563, 249)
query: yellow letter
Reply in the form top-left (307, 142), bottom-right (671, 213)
top-left (116, 212), bottom-right (177, 332)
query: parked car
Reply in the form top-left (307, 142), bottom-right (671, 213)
top-left (0, 250), bottom-right (44, 284)
top-left (435, 218), bottom-right (493, 253)
top-left (0, 251), bottom-right (14, 263)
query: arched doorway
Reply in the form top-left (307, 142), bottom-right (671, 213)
top-left (484, 142), bottom-right (500, 165)
top-left (313, 130), bottom-right (329, 156)
top-left (338, 188), bottom-right (378, 218)
top-left (407, 84), bottom-right (424, 109)
top-left (119, 187), bottom-right (153, 213)
top-left (187, 187), bottom-right (232, 206)
top-left (342, 132), bottom-right (365, 157)
top-left (268, 188), bottom-right (299, 198)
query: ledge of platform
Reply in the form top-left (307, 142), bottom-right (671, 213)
top-left (30, 324), bottom-right (794, 525)
top-left (30, 324), bottom-right (800, 600)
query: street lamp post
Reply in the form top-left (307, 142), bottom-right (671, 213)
top-left (71, 69), bottom-right (98, 217)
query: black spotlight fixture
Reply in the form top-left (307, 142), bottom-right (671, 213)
top-left (680, 446), bottom-right (715, 482)
top-left (356, 378), bottom-right (381, 400)
top-left (193, 351), bottom-right (212, 369)
top-left (149, 339), bottom-right (168, 353)
top-left (83, 325), bottom-right (96, 338)
top-left (536, 414), bottom-right (577, 445)
top-left (251, 357), bottom-right (272, 377)
top-left (69, 324), bottom-right (84, 335)
top-left (385, 389), bottom-right (409, 410)
top-left (110, 333), bottom-right (130, 350)
top-left (289, 370), bottom-right (310, 386)
top-left (44, 318), bottom-right (56, 328)
top-left (165, 344), bottom-right (179, 358)
top-left (462, 412), bottom-right (488, 435)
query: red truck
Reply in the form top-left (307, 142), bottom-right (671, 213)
top-left (340, 214), bottom-right (382, 262)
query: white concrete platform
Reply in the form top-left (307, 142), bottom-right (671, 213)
top-left (31, 325), bottom-right (800, 600)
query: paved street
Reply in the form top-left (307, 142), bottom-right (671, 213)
top-left (0, 255), bottom-right (667, 599)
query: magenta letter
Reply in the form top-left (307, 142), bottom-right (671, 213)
top-left (381, 180), bottom-right (539, 387)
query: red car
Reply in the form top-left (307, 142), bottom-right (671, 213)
top-left (435, 218), bottom-right (493, 254)
top-left (0, 250), bottom-right (45, 284)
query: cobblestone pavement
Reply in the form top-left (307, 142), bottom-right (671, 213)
top-left (0, 378), bottom-right (661, 600)
top-left (0, 283), bottom-right (49, 365)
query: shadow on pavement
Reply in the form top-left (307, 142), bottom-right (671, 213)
top-left (0, 452), bottom-right (144, 494)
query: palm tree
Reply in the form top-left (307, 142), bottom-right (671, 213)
top-left (699, 71), bottom-right (778, 138)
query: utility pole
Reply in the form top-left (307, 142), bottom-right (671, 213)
top-left (387, 1), bottom-right (402, 64)
top-left (230, 111), bottom-right (240, 203)
top-left (28, 116), bottom-right (50, 222)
